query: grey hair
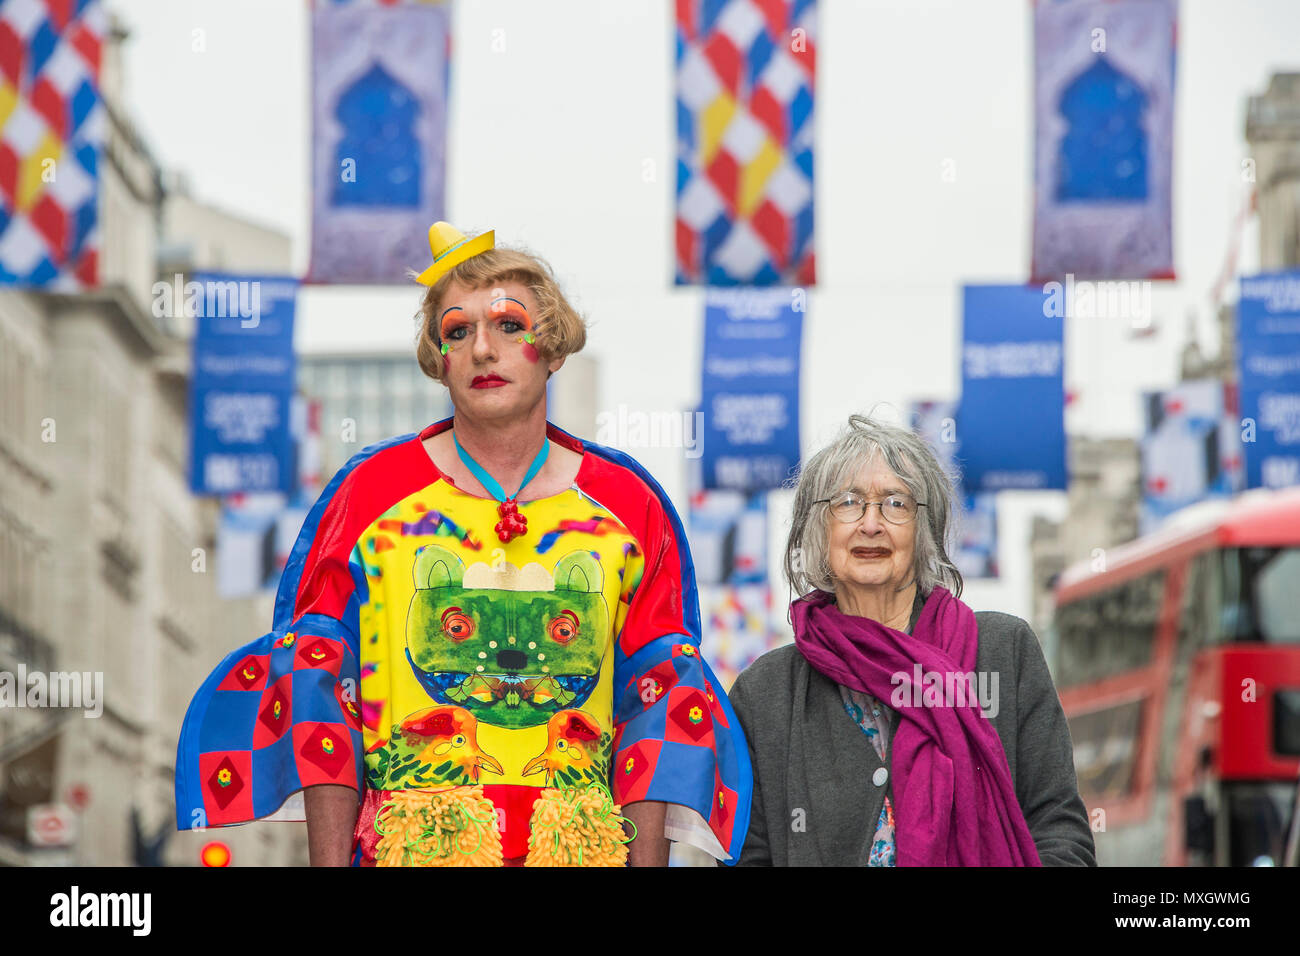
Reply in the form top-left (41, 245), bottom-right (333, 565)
top-left (784, 413), bottom-right (964, 602)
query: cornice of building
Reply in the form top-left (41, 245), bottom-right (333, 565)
top-left (37, 286), bottom-right (172, 359)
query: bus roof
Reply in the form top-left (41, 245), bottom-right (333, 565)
top-left (1055, 486), bottom-right (1300, 601)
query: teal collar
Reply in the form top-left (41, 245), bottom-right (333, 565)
top-left (452, 431), bottom-right (549, 504)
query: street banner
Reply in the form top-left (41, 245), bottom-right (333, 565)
top-left (689, 488), bottom-right (767, 587)
top-left (1237, 271), bottom-right (1300, 488)
top-left (701, 288), bottom-right (802, 491)
top-left (0, 0), bottom-right (105, 287)
top-left (216, 490), bottom-right (312, 599)
top-left (958, 285), bottom-right (1067, 491)
top-left (675, 0), bottom-right (816, 285)
top-left (307, 0), bottom-right (449, 283)
top-left (697, 584), bottom-right (776, 691)
top-left (1032, 0), bottom-right (1176, 282)
top-left (955, 492), bottom-right (999, 579)
top-left (216, 396), bottom-right (321, 598)
top-left (188, 274), bottom-right (298, 495)
top-left (1139, 379), bottom-right (1243, 531)
top-left (911, 399), bottom-right (999, 579)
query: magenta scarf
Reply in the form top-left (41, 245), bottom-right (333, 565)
top-left (792, 587), bottom-right (1041, 866)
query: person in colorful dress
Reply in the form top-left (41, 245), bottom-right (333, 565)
top-left (727, 414), bottom-right (1094, 866)
top-left (175, 223), bottom-right (751, 866)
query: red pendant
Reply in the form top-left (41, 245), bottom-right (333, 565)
top-left (495, 498), bottom-right (527, 543)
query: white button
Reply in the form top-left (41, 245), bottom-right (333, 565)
top-left (872, 767), bottom-right (888, 787)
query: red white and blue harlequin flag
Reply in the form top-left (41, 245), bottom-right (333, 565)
top-left (1032, 0), bottom-right (1177, 283)
top-left (307, 0), bottom-right (450, 284)
top-left (0, 0), bottom-right (104, 288)
top-left (675, 0), bottom-right (816, 286)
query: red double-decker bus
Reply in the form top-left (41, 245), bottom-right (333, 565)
top-left (1051, 487), bottom-right (1300, 866)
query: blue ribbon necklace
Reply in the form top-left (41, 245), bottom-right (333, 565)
top-left (453, 431), bottom-right (549, 543)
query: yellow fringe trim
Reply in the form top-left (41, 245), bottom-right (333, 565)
top-left (373, 786), bottom-right (503, 867)
top-left (525, 785), bottom-right (632, 867)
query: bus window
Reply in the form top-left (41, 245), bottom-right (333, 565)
top-left (1157, 553), bottom-right (1217, 787)
top-left (1180, 551), bottom-right (1218, 652)
top-left (1276, 690), bottom-right (1300, 757)
top-left (1068, 698), bottom-right (1144, 800)
top-left (1222, 548), bottom-right (1300, 644)
top-left (1055, 569), bottom-right (1165, 688)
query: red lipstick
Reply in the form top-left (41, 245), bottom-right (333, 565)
top-left (471, 374), bottom-right (508, 388)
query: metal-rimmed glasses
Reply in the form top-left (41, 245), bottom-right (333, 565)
top-left (814, 491), bottom-right (927, 525)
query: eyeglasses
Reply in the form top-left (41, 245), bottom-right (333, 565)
top-left (814, 491), bottom-right (927, 525)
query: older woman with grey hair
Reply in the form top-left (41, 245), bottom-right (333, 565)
top-left (727, 414), bottom-right (1095, 866)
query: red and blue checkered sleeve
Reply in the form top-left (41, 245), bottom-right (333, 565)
top-left (173, 619), bottom-right (364, 830)
top-left (173, 434), bottom-right (423, 831)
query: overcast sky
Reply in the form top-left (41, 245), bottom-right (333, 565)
top-left (112, 0), bottom-right (1300, 620)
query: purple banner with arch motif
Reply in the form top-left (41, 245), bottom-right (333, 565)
top-left (307, 0), bottom-right (449, 284)
top-left (1031, 0), bottom-right (1176, 283)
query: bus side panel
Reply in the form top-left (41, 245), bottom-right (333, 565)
top-left (1219, 648), bottom-right (1300, 779)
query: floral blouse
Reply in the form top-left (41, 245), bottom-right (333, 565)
top-left (839, 685), bottom-right (896, 867)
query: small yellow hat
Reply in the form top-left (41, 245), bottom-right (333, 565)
top-left (415, 221), bottom-right (496, 286)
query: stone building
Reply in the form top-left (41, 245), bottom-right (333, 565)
top-left (0, 18), bottom-right (304, 867)
top-left (1246, 73), bottom-right (1300, 272)
top-left (1028, 437), bottom-right (1140, 650)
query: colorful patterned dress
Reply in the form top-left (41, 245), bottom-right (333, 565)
top-left (839, 686), bottom-right (897, 867)
top-left (175, 418), bottom-right (751, 866)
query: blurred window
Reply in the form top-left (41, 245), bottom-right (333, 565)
top-left (1055, 569), bottom-right (1165, 687)
top-left (1067, 698), bottom-right (1144, 801)
top-left (1222, 548), bottom-right (1300, 644)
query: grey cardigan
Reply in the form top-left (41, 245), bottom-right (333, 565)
top-left (727, 598), bottom-right (1097, 866)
